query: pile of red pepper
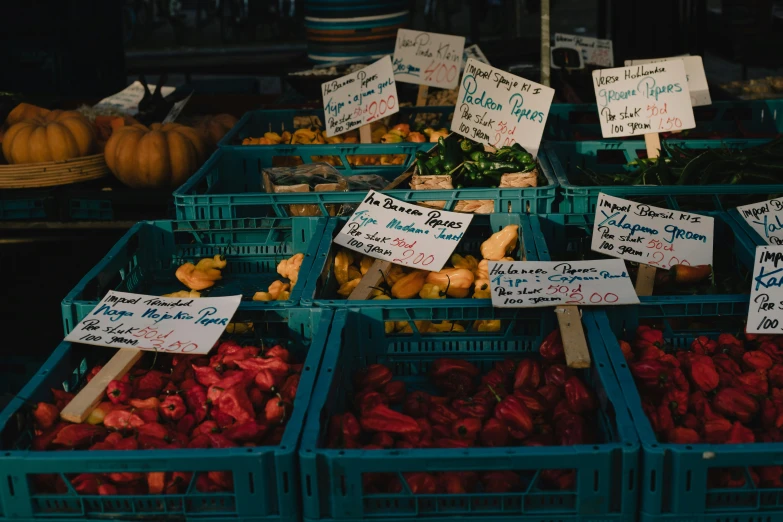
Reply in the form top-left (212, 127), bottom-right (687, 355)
top-left (326, 329), bottom-right (599, 494)
top-left (28, 340), bottom-right (301, 496)
top-left (622, 326), bottom-right (783, 488)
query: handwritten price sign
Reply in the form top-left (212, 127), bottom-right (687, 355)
top-left (592, 59), bottom-right (696, 138)
top-left (451, 58), bottom-right (554, 157)
top-left (553, 33), bottom-right (614, 68)
top-left (333, 190), bottom-right (474, 271)
top-left (322, 56), bottom-right (399, 137)
top-left (748, 246), bottom-right (783, 333)
top-left (64, 291), bottom-right (242, 355)
top-left (488, 260), bottom-right (639, 308)
top-left (626, 56), bottom-right (711, 107)
top-left (393, 29), bottom-right (465, 90)
top-left (591, 193), bottom-right (714, 270)
top-left (737, 199), bottom-right (783, 245)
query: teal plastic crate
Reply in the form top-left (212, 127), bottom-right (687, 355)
top-left (218, 107), bottom-right (454, 151)
top-left (527, 212), bottom-right (755, 302)
top-left (60, 217), bottom-right (328, 335)
top-left (0, 307), bottom-right (332, 522)
top-left (547, 139), bottom-right (778, 213)
top-left (546, 100), bottom-right (783, 141)
top-left (174, 146), bottom-right (556, 219)
top-left (299, 306), bottom-right (640, 522)
top-left (0, 189), bottom-right (52, 220)
top-left (589, 299), bottom-right (783, 521)
top-left (301, 213), bottom-right (538, 307)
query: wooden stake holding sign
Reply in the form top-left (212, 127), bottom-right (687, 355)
top-left (416, 85), bottom-right (429, 107)
top-left (634, 133), bottom-right (663, 296)
top-left (555, 305), bottom-right (591, 368)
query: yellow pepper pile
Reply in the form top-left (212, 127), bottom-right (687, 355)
top-left (330, 224), bottom-right (519, 334)
top-left (174, 255), bottom-right (226, 291)
top-left (252, 253), bottom-right (305, 302)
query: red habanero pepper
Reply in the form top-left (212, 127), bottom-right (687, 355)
top-left (280, 374), bottom-right (300, 402)
top-left (103, 410), bottom-right (145, 431)
top-left (682, 413), bottom-right (700, 431)
top-left (50, 389), bottom-right (75, 410)
top-left (539, 330), bottom-right (564, 361)
top-left (71, 474), bottom-right (101, 495)
top-left (195, 475), bottom-right (223, 492)
top-left (248, 388), bottom-right (267, 409)
top-left (619, 340), bottom-right (634, 362)
top-left (637, 344), bottom-right (665, 361)
top-left (32, 402), bottom-right (59, 430)
top-left (176, 413), bottom-right (196, 435)
top-left (761, 398), bottom-right (778, 430)
top-left (494, 395), bottom-right (533, 439)
top-left (86, 365), bottom-right (102, 383)
top-left (743, 351), bottom-right (774, 371)
top-left (439, 472), bottom-right (478, 494)
top-left (254, 370), bottom-right (278, 393)
top-left (563, 377), bottom-right (596, 413)
top-left (757, 466), bottom-right (783, 488)
top-left (265, 345), bottom-right (290, 362)
top-left (689, 357), bottom-right (720, 392)
top-left (513, 360), bottom-right (543, 391)
top-left (183, 385), bottom-right (209, 423)
top-left (735, 371), bottom-right (768, 396)
top-left (404, 473), bottom-right (439, 494)
top-left (193, 366), bottom-right (222, 387)
top-left (703, 409), bottom-right (733, 444)
top-left (712, 354), bottom-right (742, 376)
top-left (635, 326), bottom-right (664, 347)
top-left (208, 470), bottom-right (234, 490)
top-left (223, 421), bottom-right (268, 443)
top-left (539, 469), bottom-right (576, 490)
top-left (769, 365), bottom-right (783, 387)
top-left (192, 420), bottom-right (220, 437)
top-left (481, 471), bottom-right (521, 493)
top-left (107, 379), bottom-right (132, 404)
top-left (434, 438), bottom-right (471, 448)
top-left (217, 385), bottom-right (255, 424)
top-left (207, 432), bottom-right (238, 449)
top-left (264, 396), bottom-right (291, 425)
top-left (32, 422), bottom-right (66, 451)
top-left (52, 424), bottom-right (106, 448)
top-left (135, 370), bottom-right (167, 398)
top-left (137, 422), bottom-right (169, 440)
top-left (667, 427), bottom-right (700, 444)
top-left (130, 397), bottom-right (160, 410)
top-left (360, 404), bottom-right (420, 435)
top-left (452, 418), bottom-right (482, 442)
top-left (403, 390), bottom-right (432, 418)
top-left (114, 436), bottom-right (140, 450)
top-left (656, 403), bottom-right (675, 435)
top-left (760, 342), bottom-right (783, 363)
top-left (727, 421), bottom-right (755, 444)
top-left (691, 336), bottom-right (718, 355)
top-left (371, 432), bottom-right (395, 448)
top-left (630, 360), bottom-right (673, 390)
top-left (187, 435), bottom-right (211, 449)
top-left (713, 388), bottom-right (759, 423)
top-left (160, 395), bottom-right (187, 421)
top-left (354, 364), bottom-right (393, 390)
top-left (480, 418), bottom-right (509, 447)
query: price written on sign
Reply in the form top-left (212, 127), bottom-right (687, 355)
top-left (393, 29), bottom-right (465, 90)
top-left (451, 58), bottom-right (555, 157)
top-left (736, 199), bottom-right (783, 245)
top-left (333, 190), bottom-right (474, 272)
top-left (553, 33), bottom-right (614, 68)
top-left (64, 290), bottom-right (242, 355)
top-left (748, 246), bottom-right (783, 334)
top-left (488, 259), bottom-right (639, 308)
top-left (322, 56), bottom-right (399, 137)
top-left (625, 56), bottom-right (711, 107)
top-left (591, 194), bottom-right (714, 270)
top-left (592, 59), bottom-right (696, 138)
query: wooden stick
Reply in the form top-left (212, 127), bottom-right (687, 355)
top-left (416, 85), bottom-right (429, 107)
top-left (635, 132), bottom-right (662, 296)
top-left (555, 306), bottom-right (590, 369)
top-left (359, 125), bottom-right (372, 144)
top-left (348, 259), bottom-right (393, 300)
top-left (59, 348), bottom-right (143, 423)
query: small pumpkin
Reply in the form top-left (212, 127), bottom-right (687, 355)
top-left (2, 110), bottom-right (96, 164)
top-left (5, 103), bottom-right (50, 127)
top-left (194, 113), bottom-right (237, 148)
top-left (104, 122), bottom-right (207, 189)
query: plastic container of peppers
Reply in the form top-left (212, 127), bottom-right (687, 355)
top-left (300, 213), bottom-right (538, 308)
top-left (526, 212), bottom-right (756, 307)
top-left (298, 305), bottom-right (640, 522)
top-left (0, 307), bottom-right (331, 522)
top-left (60, 217), bottom-right (329, 335)
top-left (590, 299), bottom-right (783, 522)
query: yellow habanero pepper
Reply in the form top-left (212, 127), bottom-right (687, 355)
top-left (419, 283), bottom-right (446, 299)
top-left (425, 268), bottom-right (474, 298)
top-left (480, 225), bottom-right (519, 260)
top-left (391, 271), bottom-right (428, 299)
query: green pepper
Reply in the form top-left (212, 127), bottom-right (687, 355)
top-left (443, 136), bottom-right (463, 168)
top-left (460, 139), bottom-right (475, 153)
top-left (425, 156), bottom-right (443, 172)
top-left (469, 151), bottom-right (486, 162)
top-left (415, 151), bottom-right (429, 162)
top-left (486, 161), bottom-right (523, 174)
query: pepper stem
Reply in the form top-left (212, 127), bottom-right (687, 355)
top-left (486, 385), bottom-right (502, 402)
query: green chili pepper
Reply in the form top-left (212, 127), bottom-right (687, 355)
top-left (460, 139), bottom-right (474, 153)
top-left (469, 151), bottom-right (486, 162)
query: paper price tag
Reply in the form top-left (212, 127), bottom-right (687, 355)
top-left (592, 59), bottom-right (696, 138)
top-left (452, 58), bottom-right (554, 157)
top-left (163, 92), bottom-right (193, 124)
top-left (463, 44), bottom-right (490, 68)
top-left (625, 56), bottom-right (711, 107)
top-left (554, 33), bottom-right (614, 68)
top-left (64, 291), bottom-right (242, 355)
top-left (748, 246), bottom-right (783, 333)
top-left (94, 81), bottom-right (175, 116)
top-left (591, 194), bottom-right (714, 269)
top-left (737, 199), bottom-right (783, 245)
top-left (488, 260), bottom-right (639, 308)
top-left (333, 190), bottom-right (474, 271)
top-left (322, 56), bottom-right (399, 137)
top-left (393, 29), bottom-right (465, 90)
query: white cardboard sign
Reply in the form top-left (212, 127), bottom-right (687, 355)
top-left (163, 92), bottom-right (193, 124)
top-left (322, 56), bottom-right (399, 137)
top-left (393, 29), bottom-right (465, 90)
top-left (554, 33), bottom-right (614, 68)
top-left (488, 260), bottom-right (639, 308)
top-left (625, 56), bottom-right (711, 107)
top-left (463, 44), bottom-right (490, 68)
top-left (94, 81), bottom-right (175, 116)
top-left (333, 190), bottom-right (474, 272)
top-left (65, 290), bottom-right (242, 355)
top-left (452, 58), bottom-right (555, 157)
top-left (591, 193), bottom-right (714, 270)
top-left (592, 59), bottom-right (696, 138)
top-left (748, 246), bottom-right (783, 333)
top-left (737, 199), bottom-right (783, 245)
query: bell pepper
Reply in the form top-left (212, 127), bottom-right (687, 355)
top-left (513, 389), bottom-right (548, 415)
top-left (159, 395), bottom-right (187, 421)
top-left (431, 358), bottom-right (480, 379)
top-left (481, 369), bottom-right (506, 389)
top-left (544, 364), bottom-right (570, 388)
top-left (107, 380), bottom-right (132, 404)
top-left (630, 359), bottom-right (673, 390)
top-left (452, 418), bottom-right (481, 442)
top-left (556, 413), bottom-right (588, 445)
top-left (433, 371), bottom-right (476, 398)
top-left (403, 391), bottom-right (432, 418)
top-left (494, 395), bottom-right (533, 439)
top-left (452, 396), bottom-right (492, 420)
top-left (360, 404), bottom-right (420, 435)
top-left (382, 381), bottom-right (406, 404)
top-left (563, 377), bottom-right (596, 413)
top-left (713, 388), bottom-right (759, 423)
top-left (355, 364), bottom-right (393, 390)
top-left (355, 390), bottom-right (389, 414)
top-left (539, 330), bottom-right (565, 361)
top-left (52, 424), bottom-right (106, 448)
top-left (33, 402), bottom-right (60, 430)
top-left (477, 417), bottom-right (508, 447)
top-left (428, 403), bottom-right (461, 426)
top-left (513, 360), bottom-right (542, 391)
top-left (689, 356), bottom-right (720, 392)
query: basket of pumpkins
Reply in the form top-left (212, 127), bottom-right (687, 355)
top-left (0, 101), bottom-right (234, 190)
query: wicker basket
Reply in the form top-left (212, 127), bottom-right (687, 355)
top-left (0, 153), bottom-right (110, 189)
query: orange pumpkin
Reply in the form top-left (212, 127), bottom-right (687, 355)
top-left (194, 113), bottom-right (238, 148)
top-left (5, 103), bottom-right (50, 127)
top-left (104, 122), bottom-right (207, 189)
top-left (2, 110), bottom-right (96, 164)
